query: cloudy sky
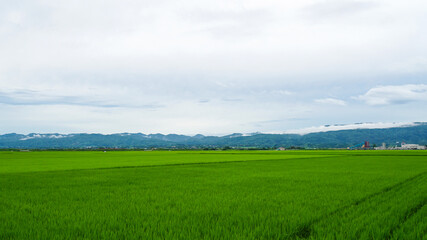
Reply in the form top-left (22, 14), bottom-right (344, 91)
top-left (1, 0), bottom-right (427, 135)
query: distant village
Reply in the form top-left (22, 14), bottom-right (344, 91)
top-left (373, 142), bottom-right (426, 150)
top-left (275, 142), bottom-right (427, 151)
top-left (347, 141), bottom-right (426, 150)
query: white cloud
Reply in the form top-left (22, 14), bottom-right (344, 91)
top-left (356, 84), bottom-right (427, 105)
top-left (1, 0), bottom-right (427, 78)
top-left (1, 1), bottom-right (427, 134)
top-left (283, 122), bottom-right (417, 135)
top-left (315, 98), bottom-right (347, 106)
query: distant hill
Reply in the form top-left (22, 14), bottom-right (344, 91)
top-left (1, 123), bottom-right (426, 149)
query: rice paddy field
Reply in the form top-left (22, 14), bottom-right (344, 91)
top-left (0, 150), bottom-right (426, 239)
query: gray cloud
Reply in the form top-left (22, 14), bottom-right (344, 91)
top-left (222, 98), bottom-right (244, 102)
top-left (0, 90), bottom-right (164, 109)
top-left (315, 98), bottom-right (347, 106)
top-left (184, 8), bottom-right (272, 37)
top-left (303, 0), bottom-right (379, 20)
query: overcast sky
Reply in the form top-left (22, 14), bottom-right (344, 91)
top-left (1, 0), bottom-right (427, 135)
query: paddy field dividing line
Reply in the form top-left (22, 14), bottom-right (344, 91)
top-left (0, 150), bottom-right (337, 173)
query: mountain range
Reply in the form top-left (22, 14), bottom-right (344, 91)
top-left (1, 122), bottom-right (426, 149)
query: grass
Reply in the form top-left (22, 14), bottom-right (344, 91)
top-left (0, 150), bottom-right (426, 239)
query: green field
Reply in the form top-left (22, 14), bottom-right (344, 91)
top-left (1, 150), bottom-right (426, 239)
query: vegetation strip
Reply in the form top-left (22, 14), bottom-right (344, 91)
top-left (0, 151), bottom-right (336, 173)
top-left (387, 198), bottom-right (426, 240)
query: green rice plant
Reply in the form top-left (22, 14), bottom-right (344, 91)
top-left (304, 172), bottom-right (426, 239)
top-left (0, 151), bottom-right (333, 173)
top-left (0, 150), bottom-right (426, 239)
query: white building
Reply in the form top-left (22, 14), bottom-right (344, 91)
top-left (375, 143), bottom-right (387, 150)
top-left (399, 143), bottom-right (426, 150)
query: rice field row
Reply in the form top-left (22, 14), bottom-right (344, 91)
top-left (0, 151), bottom-right (333, 173)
